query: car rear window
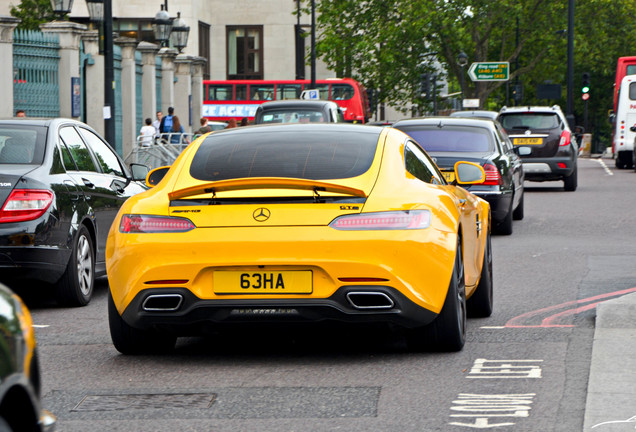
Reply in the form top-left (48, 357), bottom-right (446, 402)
top-left (260, 109), bottom-right (326, 124)
top-left (499, 113), bottom-right (560, 130)
top-left (396, 126), bottom-right (494, 153)
top-left (189, 128), bottom-right (380, 181)
top-left (0, 125), bottom-right (47, 165)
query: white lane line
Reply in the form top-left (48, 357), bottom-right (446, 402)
top-left (593, 158), bottom-right (613, 176)
top-left (33, 324), bottom-right (50, 328)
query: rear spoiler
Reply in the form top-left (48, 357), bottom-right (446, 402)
top-left (168, 177), bottom-right (367, 200)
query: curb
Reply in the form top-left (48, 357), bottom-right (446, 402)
top-left (583, 292), bottom-right (636, 430)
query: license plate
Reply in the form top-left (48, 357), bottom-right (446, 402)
top-left (514, 137), bottom-right (543, 145)
top-left (442, 171), bottom-right (456, 183)
top-left (214, 271), bottom-right (313, 294)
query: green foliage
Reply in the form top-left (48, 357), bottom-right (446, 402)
top-left (10, 0), bottom-right (58, 31)
top-left (310, 0), bottom-right (636, 139)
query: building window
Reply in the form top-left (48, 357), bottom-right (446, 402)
top-left (227, 26), bottom-right (263, 80)
top-left (199, 21), bottom-right (210, 80)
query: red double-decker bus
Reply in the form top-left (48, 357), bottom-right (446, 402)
top-left (202, 78), bottom-right (370, 123)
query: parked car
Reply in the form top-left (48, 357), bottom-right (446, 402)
top-left (252, 100), bottom-right (345, 124)
top-left (393, 117), bottom-right (525, 235)
top-left (0, 118), bottom-right (149, 306)
top-left (497, 105), bottom-right (578, 191)
top-left (0, 283), bottom-right (56, 431)
top-left (106, 124), bottom-right (493, 354)
top-left (449, 110), bottom-right (499, 121)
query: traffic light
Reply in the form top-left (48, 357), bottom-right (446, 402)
top-left (419, 73), bottom-right (431, 98)
top-left (581, 72), bottom-right (591, 98)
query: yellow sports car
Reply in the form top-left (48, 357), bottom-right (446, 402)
top-left (106, 124), bottom-right (492, 353)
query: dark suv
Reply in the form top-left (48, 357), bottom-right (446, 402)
top-left (497, 105), bottom-right (578, 191)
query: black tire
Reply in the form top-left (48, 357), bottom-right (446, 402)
top-left (563, 166), bottom-right (578, 191)
top-left (494, 200), bottom-right (513, 235)
top-left (406, 236), bottom-right (466, 352)
top-left (108, 291), bottom-right (176, 355)
top-left (615, 157), bottom-right (625, 169)
top-left (467, 231), bottom-right (493, 318)
top-left (56, 225), bottom-right (94, 306)
top-left (512, 192), bottom-right (524, 221)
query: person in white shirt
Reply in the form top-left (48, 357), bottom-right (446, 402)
top-left (152, 111), bottom-right (162, 135)
top-left (139, 118), bottom-right (156, 146)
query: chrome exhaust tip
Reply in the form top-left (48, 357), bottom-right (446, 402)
top-left (142, 294), bottom-right (183, 311)
top-left (346, 291), bottom-right (395, 310)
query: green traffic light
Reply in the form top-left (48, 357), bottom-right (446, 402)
top-left (582, 86), bottom-right (590, 93)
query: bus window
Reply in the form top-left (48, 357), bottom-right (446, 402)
top-left (277, 84), bottom-right (302, 100)
top-left (209, 85), bottom-right (233, 101)
top-left (630, 82), bottom-right (636, 100)
top-left (628, 65), bottom-right (636, 76)
top-left (317, 84), bottom-right (329, 100)
top-left (250, 84), bottom-right (275, 100)
top-left (332, 84), bottom-right (354, 100)
top-left (236, 84), bottom-right (248, 101)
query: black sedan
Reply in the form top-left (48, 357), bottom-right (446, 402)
top-left (0, 118), bottom-right (148, 306)
top-left (0, 283), bottom-right (55, 431)
top-left (393, 117), bottom-right (525, 235)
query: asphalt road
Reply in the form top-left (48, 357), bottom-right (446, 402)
top-left (22, 156), bottom-right (636, 431)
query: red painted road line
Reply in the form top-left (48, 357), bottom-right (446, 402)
top-left (505, 287), bottom-right (636, 328)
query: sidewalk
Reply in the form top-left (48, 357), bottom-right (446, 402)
top-left (583, 292), bottom-right (636, 430)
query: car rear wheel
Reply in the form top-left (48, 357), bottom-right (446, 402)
top-left (406, 236), bottom-right (466, 352)
top-left (563, 166), bottom-right (578, 191)
top-left (56, 225), bottom-right (94, 306)
top-left (467, 231), bottom-right (493, 318)
top-left (512, 193), bottom-right (524, 220)
top-left (108, 292), bottom-right (176, 355)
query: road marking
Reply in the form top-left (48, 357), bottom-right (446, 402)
top-left (449, 393), bottom-right (535, 428)
top-left (468, 359), bottom-right (543, 379)
top-left (593, 158), bottom-right (613, 175)
top-left (33, 324), bottom-right (50, 328)
top-left (504, 287), bottom-right (636, 328)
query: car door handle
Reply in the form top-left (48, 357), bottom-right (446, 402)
top-left (82, 178), bottom-right (95, 188)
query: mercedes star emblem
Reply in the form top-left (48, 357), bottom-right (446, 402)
top-left (253, 208), bottom-right (271, 222)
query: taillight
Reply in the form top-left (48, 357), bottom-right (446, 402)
top-left (0, 189), bottom-right (53, 223)
top-left (559, 130), bottom-right (571, 146)
top-left (480, 163), bottom-right (502, 186)
top-left (119, 214), bottom-right (196, 233)
top-left (329, 210), bottom-right (431, 230)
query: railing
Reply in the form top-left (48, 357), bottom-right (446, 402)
top-left (127, 133), bottom-right (196, 168)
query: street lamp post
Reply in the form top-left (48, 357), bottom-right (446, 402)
top-left (457, 51), bottom-right (468, 111)
top-left (82, 0), bottom-right (115, 146)
top-left (153, 5), bottom-right (173, 47)
top-left (170, 12), bottom-right (190, 53)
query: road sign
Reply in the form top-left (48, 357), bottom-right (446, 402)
top-left (467, 62), bottom-right (509, 82)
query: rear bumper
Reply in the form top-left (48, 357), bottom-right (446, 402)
top-left (121, 285), bottom-right (439, 332)
top-left (470, 191), bottom-right (511, 224)
top-left (0, 246), bottom-right (69, 284)
top-left (522, 156), bottom-right (576, 181)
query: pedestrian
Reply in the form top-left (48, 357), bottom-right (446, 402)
top-left (16, 110), bottom-right (26, 117)
top-left (159, 107), bottom-right (175, 142)
top-left (152, 111), bottom-right (162, 135)
top-left (169, 115), bottom-right (189, 144)
top-left (139, 118), bottom-right (156, 146)
top-left (240, 117), bottom-right (249, 126)
top-left (225, 118), bottom-right (238, 129)
top-left (196, 117), bottom-right (213, 135)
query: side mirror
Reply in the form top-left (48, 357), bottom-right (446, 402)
top-left (454, 161), bottom-right (486, 184)
top-left (146, 166), bottom-right (170, 188)
top-left (130, 163), bottom-right (150, 181)
top-left (630, 125), bottom-right (636, 133)
top-left (608, 110), bottom-right (616, 124)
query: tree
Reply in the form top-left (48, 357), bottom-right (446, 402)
top-left (10, 0), bottom-right (58, 30)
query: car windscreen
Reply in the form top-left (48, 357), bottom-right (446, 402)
top-left (396, 126), bottom-right (494, 153)
top-left (189, 128), bottom-right (380, 181)
top-left (498, 113), bottom-right (560, 130)
top-left (0, 125), bottom-right (47, 165)
top-left (259, 109), bottom-right (326, 124)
